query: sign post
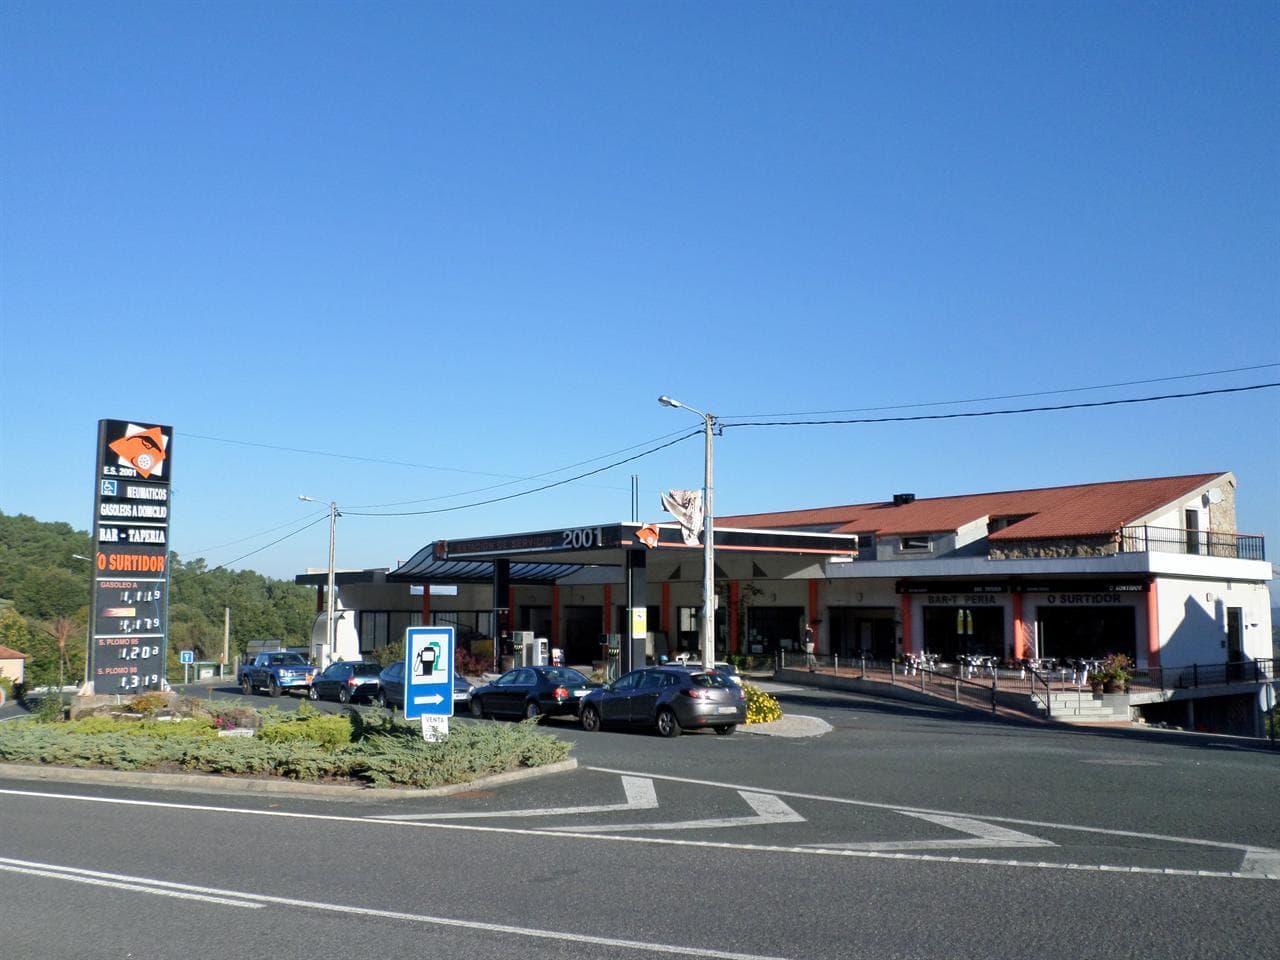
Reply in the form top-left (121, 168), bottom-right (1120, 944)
top-left (88, 420), bottom-right (174, 696)
top-left (404, 625), bottom-right (454, 741)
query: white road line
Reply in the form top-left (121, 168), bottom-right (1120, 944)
top-left (374, 775), bottom-right (658, 821)
top-left (0, 859), bottom-right (262, 908)
top-left (556, 790), bottom-right (804, 833)
top-left (0, 855), bottom-right (791, 960)
top-left (1240, 846), bottom-right (1280, 876)
top-left (1, 787), bottom-right (1275, 881)
top-left (585, 765), bottom-right (1280, 862)
top-left (809, 812), bottom-right (1055, 852)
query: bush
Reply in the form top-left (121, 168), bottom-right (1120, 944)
top-left (0, 705), bottom-right (571, 788)
top-left (0, 676), bottom-right (12, 703)
top-left (257, 712), bottom-right (353, 750)
top-left (742, 681), bottom-right (782, 724)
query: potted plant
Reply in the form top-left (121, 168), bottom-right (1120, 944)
top-left (1090, 653), bottom-right (1133, 694)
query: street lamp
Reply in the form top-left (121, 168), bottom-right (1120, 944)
top-left (657, 395), bottom-right (717, 670)
top-left (299, 496), bottom-right (338, 665)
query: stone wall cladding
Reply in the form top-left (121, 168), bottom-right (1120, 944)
top-left (988, 535), bottom-right (1117, 560)
top-left (1207, 480), bottom-right (1238, 534)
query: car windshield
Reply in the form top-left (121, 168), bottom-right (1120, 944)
top-left (352, 663), bottom-right (382, 677)
top-left (541, 668), bottom-right (590, 684)
top-left (267, 653), bottom-right (306, 665)
top-left (689, 672), bottom-right (734, 688)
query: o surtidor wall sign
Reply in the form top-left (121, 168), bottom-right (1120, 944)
top-left (90, 420), bottom-right (173, 694)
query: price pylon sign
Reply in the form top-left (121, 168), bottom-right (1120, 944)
top-left (89, 419), bottom-right (174, 695)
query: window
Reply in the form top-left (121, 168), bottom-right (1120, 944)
top-left (638, 671), bottom-right (663, 690)
top-left (678, 607), bottom-right (700, 632)
top-left (898, 536), bottom-right (932, 552)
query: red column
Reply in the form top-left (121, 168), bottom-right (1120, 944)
top-left (1012, 591), bottom-right (1027, 660)
top-left (808, 580), bottom-right (820, 652)
top-left (551, 586), bottom-right (561, 647)
top-left (900, 593), bottom-right (913, 656)
top-left (729, 581), bottom-right (740, 655)
top-left (421, 585), bottom-right (431, 624)
top-left (1146, 579), bottom-right (1160, 668)
top-left (661, 582), bottom-right (671, 636)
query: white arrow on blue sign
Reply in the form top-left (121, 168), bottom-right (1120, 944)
top-left (403, 626), bottom-right (454, 719)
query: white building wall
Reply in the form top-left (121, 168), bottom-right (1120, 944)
top-left (1155, 577), bottom-right (1273, 667)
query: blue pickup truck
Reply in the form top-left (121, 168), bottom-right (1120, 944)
top-left (237, 652), bottom-right (317, 697)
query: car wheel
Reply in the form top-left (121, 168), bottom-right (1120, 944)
top-left (240, 678), bottom-right (252, 696)
top-left (308, 685), bottom-right (319, 701)
top-left (470, 696), bottom-right (485, 719)
top-left (655, 708), bottom-right (681, 738)
top-left (338, 686), bottom-right (351, 704)
top-left (524, 701), bottom-right (541, 721)
top-left (714, 724), bottom-right (736, 736)
top-left (267, 677), bottom-right (280, 698)
top-left (580, 705), bottom-right (601, 733)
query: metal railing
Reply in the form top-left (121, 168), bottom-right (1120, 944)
top-left (779, 654), bottom-right (1277, 710)
top-left (1120, 525), bottom-right (1265, 561)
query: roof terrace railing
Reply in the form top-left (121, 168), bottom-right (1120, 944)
top-left (1120, 525), bottom-right (1265, 561)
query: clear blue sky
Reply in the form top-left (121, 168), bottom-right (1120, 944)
top-left (2, 1), bottom-right (1277, 584)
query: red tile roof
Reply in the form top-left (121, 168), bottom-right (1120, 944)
top-left (721, 473), bottom-right (1227, 540)
top-left (0, 644), bottom-right (30, 660)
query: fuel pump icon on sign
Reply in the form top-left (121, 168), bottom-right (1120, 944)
top-left (415, 641), bottom-right (439, 678)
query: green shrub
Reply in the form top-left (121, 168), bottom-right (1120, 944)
top-left (257, 713), bottom-right (353, 750)
top-left (0, 676), bottom-right (12, 702)
top-left (0, 709), bottom-right (570, 788)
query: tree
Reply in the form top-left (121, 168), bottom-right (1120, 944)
top-left (14, 566), bottom-right (87, 620)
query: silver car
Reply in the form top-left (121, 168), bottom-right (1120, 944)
top-left (579, 666), bottom-right (746, 737)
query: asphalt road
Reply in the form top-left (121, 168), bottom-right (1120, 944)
top-left (2, 680), bottom-right (1277, 959)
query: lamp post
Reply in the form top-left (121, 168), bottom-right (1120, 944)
top-left (299, 496), bottom-right (338, 665)
top-left (657, 395), bottom-right (717, 670)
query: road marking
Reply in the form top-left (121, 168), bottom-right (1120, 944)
top-left (1240, 846), bottom-right (1280, 876)
top-left (1, 787), bottom-right (1275, 881)
top-left (0, 855), bottom-right (791, 960)
top-left (809, 812), bottom-right (1055, 852)
top-left (556, 790), bottom-right (804, 833)
top-left (0, 857), bottom-right (261, 908)
top-left (373, 775), bottom-right (658, 821)
top-left (585, 765), bottom-right (1280, 864)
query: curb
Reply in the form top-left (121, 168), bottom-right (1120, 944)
top-left (742, 714), bottom-right (832, 738)
top-left (0, 758), bottom-right (579, 802)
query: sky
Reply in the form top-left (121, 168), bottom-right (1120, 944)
top-left (2, 1), bottom-right (1277, 587)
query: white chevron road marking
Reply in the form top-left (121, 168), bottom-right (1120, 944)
top-left (808, 811), bottom-right (1055, 852)
top-left (372, 775), bottom-right (658, 821)
top-left (555, 790), bottom-right (804, 833)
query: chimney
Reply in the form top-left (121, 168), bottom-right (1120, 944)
top-left (892, 493), bottom-right (916, 506)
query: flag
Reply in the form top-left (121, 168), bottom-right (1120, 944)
top-left (661, 489), bottom-right (704, 546)
top-left (635, 524), bottom-right (661, 548)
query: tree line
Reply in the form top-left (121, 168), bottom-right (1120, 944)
top-left (0, 511), bottom-right (317, 688)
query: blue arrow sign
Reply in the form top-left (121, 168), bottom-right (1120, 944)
top-left (404, 626), bottom-right (454, 719)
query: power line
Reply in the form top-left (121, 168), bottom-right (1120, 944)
top-left (184, 509), bottom-right (330, 556)
top-left (345, 429), bottom-right (703, 518)
top-left (345, 427), bottom-right (695, 509)
top-left (723, 382), bottom-right (1280, 429)
top-left (724, 361), bottom-right (1280, 418)
top-left (181, 514), bottom-right (331, 574)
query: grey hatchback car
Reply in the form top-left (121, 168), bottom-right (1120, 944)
top-left (578, 666), bottom-right (746, 737)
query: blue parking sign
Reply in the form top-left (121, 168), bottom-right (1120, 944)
top-left (403, 626), bottom-right (454, 719)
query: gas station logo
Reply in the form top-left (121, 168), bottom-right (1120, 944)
top-left (107, 424), bottom-right (169, 479)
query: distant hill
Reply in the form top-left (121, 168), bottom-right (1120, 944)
top-left (0, 511), bottom-right (317, 685)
